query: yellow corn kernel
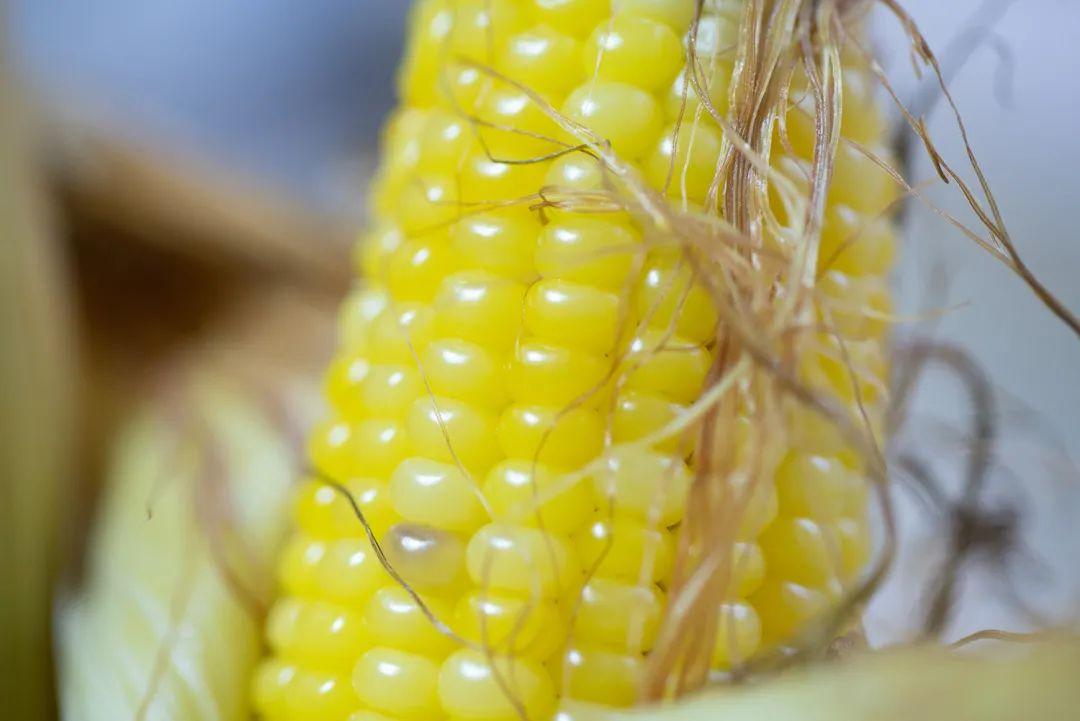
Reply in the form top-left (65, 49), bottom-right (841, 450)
top-left (413, 0), bottom-right (524, 68)
top-left (357, 222), bottom-right (405, 280)
top-left (465, 523), bottom-right (581, 596)
top-left (353, 647), bottom-right (442, 719)
top-left (439, 650), bottom-right (557, 720)
top-left (710, 600), bottom-right (762, 669)
top-left (500, 24), bottom-right (584, 96)
top-left (774, 452), bottom-right (850, 520)
top-left (366, 302), bottom-right (436, 364)
top-left (819, 204), bottom-right (896, 277)
top-left (475, 86), bottom-right (565, 160)
top-left (308, 419), bottom-right (410, 481)
top-left (372, 108), bottom-right (424, 201)
top-left (731, 541), bottom-right (767, 597)
top-left (497, 404), bottom-right (605, 468)
top-left (583, 17), bottom-right (683, 92)
top-left (348, 712), bottom-right (400, 721)
top-left (692, 6), bottom-right (741, 50)
top-left (593, 447), bottom-right (691, 527)
top-left (389, 457), bottom-right (489, 532)
top-left (732, 479), bottom-right (779, 541)
top-left (529, 0), bottom-right (609, 37)
top-left (758, 517), bottom-right (840, 588)
top-left (337, 287), bottom-right (388, 352)
top-left (524, 280), bottom-right (624, 355)
top-left (829, 142), bottom-right (898, 214)
top-left (386, 238), bottom-right (458, 303)
top-left (430, 59), bottom-right (491, 113)
top-left (266, 598), bottom-right (367, 673)
top-left (575, 578), bottom-right (664, 652)
top-left (785, 400), bottom-right (847, 456)
top-left (280, 537), bottom-right (392, 605)
top-left (460, 152), bottom-right (550, 203)
top-left (535, 216), bottom-right (640, 290)
top-left (544, 153), bottom-right (606, 191)
top-left (434, 272), bottom-right (527, 350)
top-left (646, 122), bottom-right (724, 203)
top-left (665, 64), bottom-right (732, 121)
top-left (663, 540), bottom-right (765, 598)
top-left (421, 338), bottom-right (507, 410)
top-left (574, 516), bottom-right (675, 583)
top-left (784, 72), bottom-right (886, 155)
top-left (314, 537), bottom-right (397, 602)
top-left (362, 586), bottom-right (457, 657)
top-left (836, 515), bottom-right (871, 582)
top-left (483, 460), bottom-right (594, 533)
top-left (508, 341), bottom-right (610, 407)
top-left (417, 109), bottom-right (475, 172)
top-left (562, 646), bottom-right (643, 707)
top-left (611, 391), bottom-right (689, 454)
top-left (625, 331), bottom-right (711, 404)
top-left (451, 210), bottom-right (538, 283)
top-left (818, 269), bottom-right (892, 339)
top-left (325, 353), bottom-right (370, 421)
top-left (253, 660), bottom-right (357, 721)
top-left (356, 363), bottom-right (425, 419)
top-left (635, 257), bottom-right (719, 343)
top-left (406, 396), bottom-right (501, 471)
top-left (396, 173), bottom-right (460, 233)
top-left (276, 535), bottom-right (324, 598)
top-left (453, 591), bottom-right (568, 659)
top-left (294, 477), bottom-right (396, 540)
top-left (799, 334), bottom-right (888, 408)
top-left (751, 579), bottom-right (834, 647)
top-left (562, 82), bottom-right (663, 159)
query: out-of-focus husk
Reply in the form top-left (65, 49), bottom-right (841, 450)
top-left (44, 114), bottom-right (355, 290)
top-left (58, 380), bottom-right (293, 721)
top-left (57, 294), bottom-right (333, 721)
top-left (0, 51), bottom-right (75, 721)
top-left (568, 641), bottom-right (1080, 721)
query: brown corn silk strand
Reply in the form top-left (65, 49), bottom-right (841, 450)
top-left (643, 0), bottom-right (872, 699)
top-left (860, 0), bottom-right (1080, 339)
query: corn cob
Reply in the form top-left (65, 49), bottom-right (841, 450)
top-left (254, 1), bottom-right (895, 718)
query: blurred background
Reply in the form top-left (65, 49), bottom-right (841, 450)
top-left (2, 0), bottom-right (1078, 718)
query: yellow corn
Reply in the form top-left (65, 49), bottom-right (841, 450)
top-left (254, 1), bottom-right (895, 718)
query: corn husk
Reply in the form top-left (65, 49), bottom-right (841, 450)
top-left (57, 294), bottom-right (332, 721)
top-left (58, 381), bottom-right (292, 720)
top-left (572, 641), bottom-right (1080, 721)
top-left (0, 53), bottom-right (75, 721)
top-left (45, 119), bottom-right (355, 288)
